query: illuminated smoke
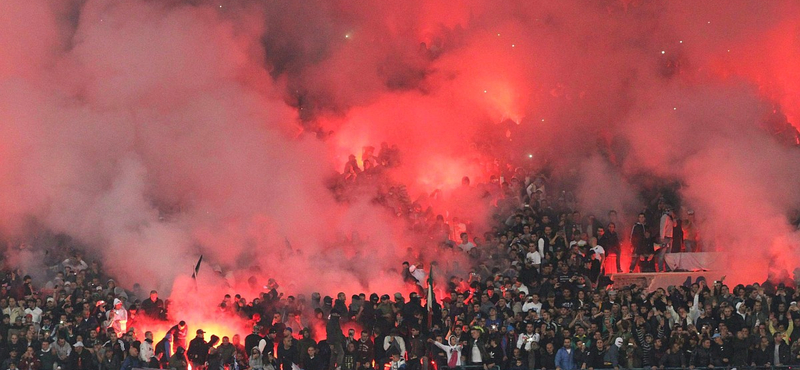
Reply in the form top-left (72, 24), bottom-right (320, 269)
top-left (1, 0), bottom-right (799, 314)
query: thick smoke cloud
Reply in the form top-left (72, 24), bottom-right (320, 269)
top-left (1, 0), bottom-right (799, 312)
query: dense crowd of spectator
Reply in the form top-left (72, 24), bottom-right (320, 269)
top-left (1, 154), bottom-right (798, 370)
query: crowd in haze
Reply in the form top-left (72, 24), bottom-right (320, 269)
top-left (1, 151), bottom-right (800, 370)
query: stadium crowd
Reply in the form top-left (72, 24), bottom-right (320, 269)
top-left (1, 155), bottom-right (798, 370)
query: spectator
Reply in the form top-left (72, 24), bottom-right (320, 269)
top-left (139, 291), bottom-right (165, 321)
top-left (187, 329), bottom-right (209, 370)
top-left (554, 338), bottom-right (576, 370)
top-left (66, 342), bottom-right (92, 370)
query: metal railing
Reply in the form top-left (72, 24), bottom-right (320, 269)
top-left (436, 366), bottom-right (795, 370)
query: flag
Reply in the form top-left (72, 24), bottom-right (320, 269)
top-left (427, 265), bottom-right (434, 329)
top-left (192, 255), bottom-right (203, 279)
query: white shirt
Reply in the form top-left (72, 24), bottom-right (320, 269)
top-left (513, 283), bottom-right (529, 295)
top-left (458, 242), bottom-right (476, 252)
top-left (517, 332), bottom-right (540, 350)
top-left (660, 213), bottom-right (674, 239)
top-left (62, 258), bottom-right (89, 272)
top-left (383, 336), bottom-right (407, 357)
top-left (409, 266), bottom-right (426, 285)
top-left (140, 340), bottom-right (154, 361)
top-left (526, 251), bottom-right (542, 265)
top-left (775, 344), bottom-right (781, 365)
top-left (522, 301), bottom-right (542, 314)
top-left (590, 245), bottom-right (605, 260)
top-left (25, 307), bottom-right (43, 324)
top-left (471, 340), bottom-right (482, 363)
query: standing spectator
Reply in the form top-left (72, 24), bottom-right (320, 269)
top-left (429, 336), bottom-right (462, 369)
top-left (277, 336), bottom-right (298, 370)
top-left (139, 331), bottom-right (157, 368)
top-left (105, 300), bottom-right (127, 338)
top-left (629, 213), bottom-right (647, 273)
top-left (169, 348), bottom-right (188, 370)
top-left (682, 210), bottom-right (699, 252)
top-left (326, 310), bottom-right (345, 370)
top-left (139, 291), bottom-right (165, 321)
top-left (37, 340), bottom-right (57, 370)
top-left (66, 342), bottom-right (92, 370)
top-left (51, 338), bottom-right (71, 368)
top-left (355, 330), bottom-right (373, 369)
top-left (301, 346), bottom-right (324, 370)
top-left (656, 207), bottom-right (676, 272)
top-left (120, 345), bottom-right (143, 370)
top-left (769, 332), bottom-right (791, 366)
top-left (168, 321), bottom-right (189, 352)
top-left (154, 333), bottom-right (172, 368)
top-left (18, 347), bottom-right (39, 370)
top-left (554, 338), bottom-right (576, 370)
top-left (187, 329), bottom-right (209, 370)
top-left (598, 223), bottom-right (621, 273)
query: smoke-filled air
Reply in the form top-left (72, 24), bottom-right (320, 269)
top-left (2, 0), bottom-right (800, 342)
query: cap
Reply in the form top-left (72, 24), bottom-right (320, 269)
top-left (196, 329), bottom-right (205, 334)
top-left (47, 297), bottom-right (55, 303)
top-left (73, 341), bottom-right (84, 348)
top-left (712, 333), bottom-right (721, 339)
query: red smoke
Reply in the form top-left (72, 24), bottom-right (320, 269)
top-left (2, 0), bottom-right (800, 329)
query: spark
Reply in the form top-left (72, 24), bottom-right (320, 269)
top-left (528, 154), bottom-right (533, 158)
top-left (483, 90), bottom-right (487, 93)
top-left (661, 50), bottom-right (665, 54)
top-left (541, 119), bottom-right (545, 122)
top-left (497, 33), bottom-right (501, 36)
top-left (673, 107), bottom-right (677, 110)
top-left (219, 5), bottom-right (222, 8)
top-left (511, 44), bottom-right (515, 48)
top-left (679, 40), bottom-right (683, 44)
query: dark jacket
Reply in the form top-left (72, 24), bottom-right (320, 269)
top-left (187, 337), bottom-right (209, 364)
top-left (539, 349), bottom-right (556, 370)
top-left (277, 343), bottom-right (299, 370)
top-left (691, 345), bottom-right (713, 368)
top-left (67, 348), bottom-right (93, 370)
top-left (326, 316), bottom-right (344, 346)
top-left (302, 355), bottom-right (324, 370)
top-left (660, 349), bottom-right (685, 368)
top-left (140, 298), bottom-right (165, 320)
top-left (356, 339), bottom-right (374, 364)
top-left (751, 346), bottom-right (771, 366)
top-left (768, 342), bottom-right (791, 365)
top-left (463, 339), bottom-right (489, 365)
top-left (120, 355), bottom-right (144, 370)
top-left (711, 340), bottom-right (733, 366)
top-left (245, 334), bottom-right (263, 354)
top-left (730, 337), bottom-right (749, 366)
top-left (631, 223), bottom-right (647, 254)
top-left (407, 335), bottom-right (427, 360)
top-left (585, 346), bottom-right (606, 369)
